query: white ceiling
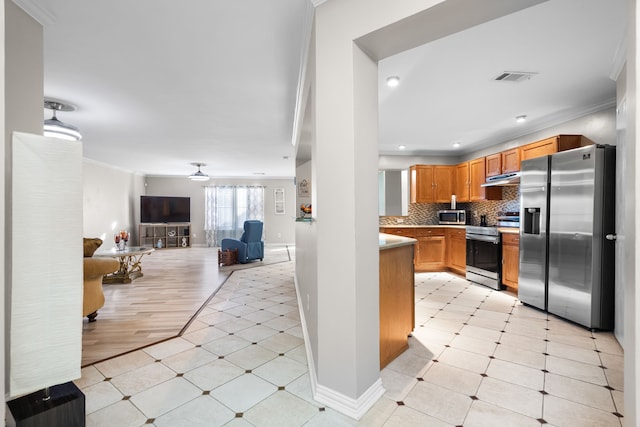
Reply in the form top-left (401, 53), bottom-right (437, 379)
top-left (18, 0), bottom-right (626, 178)
top-left (378, 0), bottom-right (626, 156)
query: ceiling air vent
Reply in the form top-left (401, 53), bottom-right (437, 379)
top-left (495, 71), bottom-right (537, 82)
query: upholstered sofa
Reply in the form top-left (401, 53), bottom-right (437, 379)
top-left (83, 238), bottom-right (119, 322)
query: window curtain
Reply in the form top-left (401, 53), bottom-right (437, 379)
top-left (204, 186), bottom-right (264, 246)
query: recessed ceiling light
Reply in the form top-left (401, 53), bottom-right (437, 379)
top-left (386, 76), bottom-right (400, 87)
top-left (516, 115), bottom-right (527, 123)
top-left (453, 142), bottom-right (461, 148)
top-left (398, 145), bottom-right (406, 150)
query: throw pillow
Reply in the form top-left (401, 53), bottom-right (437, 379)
top-left (83, 238), bottom-right (103, 257)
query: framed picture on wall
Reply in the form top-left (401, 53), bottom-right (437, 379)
top-left (274, 188), bottom-right (285, 215)
top-left (297, 178), bottom-right (310, 197)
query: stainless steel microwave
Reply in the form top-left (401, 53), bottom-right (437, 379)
top-left (438, 209), bottom-right (467, 225)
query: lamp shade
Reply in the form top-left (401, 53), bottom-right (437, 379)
top-left (9, 132), bottom-right (83, 397)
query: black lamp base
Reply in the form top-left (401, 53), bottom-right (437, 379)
top-left (6, 382), bottom-right (85, 427)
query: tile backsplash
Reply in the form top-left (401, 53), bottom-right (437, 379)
top-left (379, 186), bottom-right (520, 226)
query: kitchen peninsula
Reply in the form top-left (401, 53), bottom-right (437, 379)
top-left (379, 233), bottom-right (416, 368)
top-left (379, 225), bottom-right (467, 274)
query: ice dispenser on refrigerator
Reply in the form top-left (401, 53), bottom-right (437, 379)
top-left (523, 208), bottom-right (541, 235)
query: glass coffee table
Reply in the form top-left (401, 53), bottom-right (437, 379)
top-left (94, 246), bottom-right (155, 284)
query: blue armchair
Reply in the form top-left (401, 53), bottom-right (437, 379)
top-left (221, 220), bottom-right (264, 264)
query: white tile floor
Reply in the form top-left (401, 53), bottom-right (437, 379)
top-left (77, 264), bottom-right (625, 426)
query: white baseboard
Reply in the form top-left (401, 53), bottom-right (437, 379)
top-left (315, 379), bottom-right (385, 420)
top-left (293, 275), bottom-right (385, 420)
top-left (293, 274), bottom-right (319, 392)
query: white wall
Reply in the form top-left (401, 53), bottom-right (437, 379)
top-left (379, 154), bottom-right (459, 169)
top-left (3, 0), bottom-right (43, 410)
top-left (1, 1), bottom-right (6, 417)
top-left (83, 159), bottom-right (145, 245)
top-left (625, 0), bottom-right (639, 421)
top-left (380, 107), bottom-right (617, 170)
top-left (144, 176), bottom-right (296, 246)
top-left (463, 107), bottom-right (617, 161)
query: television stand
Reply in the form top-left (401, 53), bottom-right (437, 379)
top-left (139, 223), bottom-right (191, 249)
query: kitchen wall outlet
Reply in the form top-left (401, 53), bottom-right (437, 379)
top-left (396, 218), bottom-right (404, 223)
top-left (277, 233), bottom-right (282, 238)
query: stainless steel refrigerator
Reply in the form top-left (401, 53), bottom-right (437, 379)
top-left (519, 144), bottom-right (616, 329)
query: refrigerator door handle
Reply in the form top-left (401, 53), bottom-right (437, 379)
top-left (606, 234), bottom-right (617, 241)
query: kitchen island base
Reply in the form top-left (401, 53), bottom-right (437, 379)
top-left (379, 235), bottom-right (416, 369)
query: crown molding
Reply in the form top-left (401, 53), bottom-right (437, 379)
top-left (11, 0), bottom-right (56, 25)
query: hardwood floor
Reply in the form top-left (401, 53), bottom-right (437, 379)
top-left (81, 246), bottom-right (291, 367)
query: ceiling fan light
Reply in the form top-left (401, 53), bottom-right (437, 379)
top-left (44, 117), bottom-right (82, 141)
top-left (188, 163), bottom-right (210, 181)
top-left (43, 100), bottom-right (82, 141)
top-left (515, 115), bottom-right (527, 123)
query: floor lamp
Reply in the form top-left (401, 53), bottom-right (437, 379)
top-left (6, 132), bottom-right (85, 426)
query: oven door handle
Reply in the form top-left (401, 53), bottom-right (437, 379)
top-left (466, 235), bottom-right (500, 244)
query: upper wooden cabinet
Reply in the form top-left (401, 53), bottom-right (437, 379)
top-left (455, 162), bottom-right (470, 202)
top-left (485, 153), bottom-right (502, 177)
top-left (520, 136), bottom-right (558, 161)
top-left (469, 158), bottom-right (501, 201)
top-left (520, 134), bottom-right (593, 162)
top-left (434, 166), bottom-right (455, 202)
top-left (410, 165), bottom-right (433, 203)
top-left (486, 148), bottom-right (520, 176)
top-left (410, 165), bottom-right (455, 203)
top-left (501, 148), bottom-right (520, 173)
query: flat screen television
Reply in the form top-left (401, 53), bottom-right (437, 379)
top-left (140, 196), bottom-right (190, 223)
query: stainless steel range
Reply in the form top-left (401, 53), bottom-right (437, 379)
top-left (466, 226), bottom-right (502, 290)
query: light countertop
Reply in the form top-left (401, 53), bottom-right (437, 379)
top-left (379, 233), bottom-right (417, 250)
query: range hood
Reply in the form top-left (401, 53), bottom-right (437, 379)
top-left (481, 171), bottom-right (520, 187)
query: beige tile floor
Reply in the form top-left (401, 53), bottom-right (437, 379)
top-left (76, 264), bottom-right (625, 426)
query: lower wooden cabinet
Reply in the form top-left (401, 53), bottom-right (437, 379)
top-left (415, 228), bottom-right (446, 271)
top-left (446, 228), bottom-right (466, 275)
top-left (380, 227), bottom-right (466, 274)
top-left (502, 233), bottom-right (520, 290)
